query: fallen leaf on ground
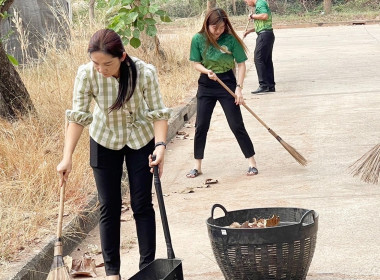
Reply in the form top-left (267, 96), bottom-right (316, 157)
top-left (87, 244), bottom-right (101, 255)
top-left (180, 187), bottom-right (194, 193)
top-left (96, 262), bottom-right (105, 268)
top-left (70, 253), bottom-right (97, 277)
top-left (197, 184), bottom-right (210, 188)
top-left (176, 131), bottom-right (189, 136)
top-left (205, 178), bottom-right (218, 184)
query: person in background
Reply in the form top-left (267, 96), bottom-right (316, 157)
top-left (244, 0), bottom-right (276, 94)
top-left (187, 8), bottom-right (258, 178)
top-left (56, 29), bottom-right (172, 280)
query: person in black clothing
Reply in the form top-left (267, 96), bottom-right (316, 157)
top-left (244, 0), bottom-right (275, 94)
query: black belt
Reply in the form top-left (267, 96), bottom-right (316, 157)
top-left (257, 29), bottom-right (273, 35)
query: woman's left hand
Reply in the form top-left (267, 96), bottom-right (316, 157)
top-left (149, 146), bottom-right (165, 177)
top-left (234, 88), bottom-right (244, 105)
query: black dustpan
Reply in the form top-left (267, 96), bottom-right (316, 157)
top-left (128, 158), bottom-right (183, 280)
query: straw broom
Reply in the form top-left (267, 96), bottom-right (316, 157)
top-left (216, 77), bottom-right (307, 166)
top-left (350, 143), bottom-right (380, 184)
top-left (46, 181), bottom-right (72, 280)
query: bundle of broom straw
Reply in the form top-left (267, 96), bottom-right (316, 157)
top-left (350, 143), bottom-right (380, 185)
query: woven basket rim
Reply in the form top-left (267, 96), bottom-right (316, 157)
top-left (206, 206), bottom-right (318, 230)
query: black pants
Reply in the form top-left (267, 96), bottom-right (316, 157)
top-left (194, 73), bottom-right (255, 159)
top-left (90, 138), bottom-right (156, 276)
top-left (254, 30), bottom-right (275, 88)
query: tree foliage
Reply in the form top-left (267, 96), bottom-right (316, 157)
top-left (106, 0), bottom-right (171, 48)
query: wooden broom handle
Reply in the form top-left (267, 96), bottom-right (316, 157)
top-left (215, 77), bottom-right (271, 131)
top-left (244, 19), bottom-right (250, 32)
top-left (57, 181), bottom-right (66, 239)
top-left (245, 8), bottom-right (254, 32)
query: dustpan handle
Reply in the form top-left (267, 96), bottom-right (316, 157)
top-left (153, 158), bottom-right (176, 259)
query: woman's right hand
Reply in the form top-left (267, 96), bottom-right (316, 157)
top-left (243, 28), bottom-right (254, 39)
top-left (207, 70), bottom-right (217, 81)
top-left (57, 158), bottom-right (72, 186)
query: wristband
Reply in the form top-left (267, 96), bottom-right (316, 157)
top-left (155, 141), bottom-right (166, 149)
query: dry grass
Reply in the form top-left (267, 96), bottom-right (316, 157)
top-left (0, 17), bottom-right (199, 269)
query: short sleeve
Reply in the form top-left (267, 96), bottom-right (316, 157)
top-left (232, 37), bottom-right (248, 64)
top-left (256, 1), bottom-right (269, 14)
top-left (190, 33), bottom-right (202, 62)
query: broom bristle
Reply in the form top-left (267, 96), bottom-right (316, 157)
top-left (46, 255), bottom-right (71, 280)
top-left (47, 242), bottom-right (72, 280)
top-left (280, 140), bottom-right (308, 166)
top-left (350, 144), bottom-right (380, 185)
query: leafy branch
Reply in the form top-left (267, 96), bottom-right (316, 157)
top-left (106, 0), bottom-right (171, 48)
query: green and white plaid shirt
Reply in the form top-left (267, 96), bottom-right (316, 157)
top-left (66, 57), bottom-right (172, 150)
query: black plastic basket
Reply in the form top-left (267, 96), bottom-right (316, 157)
top-left (206, 204), bottom-right (318, 280)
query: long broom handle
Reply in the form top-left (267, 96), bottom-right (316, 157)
top-left (57, 118), bottom-right (69, 240)
top-left (216, 77), bottom-right (272, 130)
top-left (244, 8), bottom-right (254, 34)
top-left (244, 19), bottom-right (250, 33)
top-left (56, 181), bottom-right (66, 240)
top-left (216, 77), bottom-right (307, 166)
top-left (215, 77), bottom-right (283, 141)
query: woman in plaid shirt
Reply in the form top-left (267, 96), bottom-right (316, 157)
top-left (57, 29), bottom-right (172, 280)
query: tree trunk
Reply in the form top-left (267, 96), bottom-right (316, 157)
top-left (89, 0), bottom-right (95, 23)
top-left (232, 0), bottom-right (237, 15)
top-left (324, 0), bottom-right (332, 14)
top-left (0, 27), bottom-right (36, 120)
top-left (140, 31), bottom-right (167, 61)
top-left (207, 0), bottom-right (216, 11)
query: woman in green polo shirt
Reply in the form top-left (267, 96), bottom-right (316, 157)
top-left (186, 8), bottom-right (258, 178)
top-left (57, 29), bottom-right (171, 279)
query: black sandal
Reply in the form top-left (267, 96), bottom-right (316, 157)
top-left (247, 166), bottom-right (258, 176)
top-left (186, 169), bottom-right (202, 178)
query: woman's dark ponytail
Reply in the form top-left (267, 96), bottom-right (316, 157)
top-left (109, 56), bottom-right (137, 112)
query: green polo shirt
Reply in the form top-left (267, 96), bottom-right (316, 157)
top-left (66, 57), bottom-right (172, 150)
top-left (255, 0), bottom-right (273, 33)
top-left (189, 33), bottom-right (247, 73)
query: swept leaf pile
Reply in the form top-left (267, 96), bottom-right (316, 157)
top-left (229, 214), bottom-right (280, 228)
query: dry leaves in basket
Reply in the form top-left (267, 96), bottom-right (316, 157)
top-left (229, 214), bottom-right (280, 228)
